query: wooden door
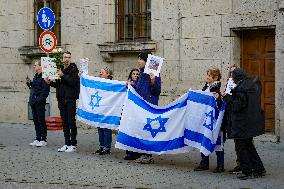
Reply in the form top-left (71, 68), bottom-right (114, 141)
top-left (240, 30), bottom-right (275, 132)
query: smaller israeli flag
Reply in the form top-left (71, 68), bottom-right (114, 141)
top-left (115, 86), bottom-right (189, 155)
top-left (184, 90), bottom-right (225, 156)
top-left (77, 75), bottom-right (127, 130)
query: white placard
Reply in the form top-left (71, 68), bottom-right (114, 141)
top-left (80, 58), bottom-right (89, 75)
top-left (144, 54), bottom-right (163, 77)
top-left (41, 57), bottom-right (58, 80)
top-left (224, 78), bottom-right (236, 95)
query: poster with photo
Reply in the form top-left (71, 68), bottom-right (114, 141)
top-left (41, 57), bottom-right (58, 80)
top-left (144, 54), bottom-right (163, 77)
top-left (80, 58), bottom-right (89, 75)
top-left (224, 78), bottom-right (236, 95)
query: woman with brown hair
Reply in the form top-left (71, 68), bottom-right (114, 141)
top-left (194, 68), bottom-right (225, 173)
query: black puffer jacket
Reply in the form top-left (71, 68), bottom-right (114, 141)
top-left (223, 68), bottom-right (264, 139)
top-left (50, 63), bottom-right (80, 101)
top-left (28, 73), bottom-right (50, 106)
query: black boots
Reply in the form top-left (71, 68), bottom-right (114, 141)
top-left (194, 164), bottom-right (209, 171)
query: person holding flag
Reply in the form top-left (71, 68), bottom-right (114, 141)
top-left (132, 51), bottom-right (161, 164)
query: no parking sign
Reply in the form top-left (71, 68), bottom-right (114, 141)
top-left (39, 31), bottom-right (57, 53)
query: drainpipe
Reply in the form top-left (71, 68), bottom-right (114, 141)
top-left (178, 1), bottom-right (182, 81)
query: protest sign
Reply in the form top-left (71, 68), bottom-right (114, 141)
top-left (41, 57), bottom-right (58, 80)
top-left (144, 54), bottom-right (163, 77)
top-left (80, 58), bottom-right (89, 75)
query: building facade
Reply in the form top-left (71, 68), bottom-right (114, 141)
top-left (1, 0), bottom-right (284, 141)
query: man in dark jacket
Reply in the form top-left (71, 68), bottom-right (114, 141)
top-left (27, 60), bottom-right (50, 147)
top-left (48, 51), bottom-right (80, 153)
top-left (132, 51), bottom-right (161, 164)
top-left (223, 68), bottom-right (265, 180)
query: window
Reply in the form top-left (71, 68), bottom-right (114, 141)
top-left (115, 0), bottom-right (151, 42)
top-left (34, 0), bottom-right (61, 46)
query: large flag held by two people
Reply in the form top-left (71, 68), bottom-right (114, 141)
top-left (77, 74), bottom-right (127, 130)
top-left (115, 86), bottom-right (225, 155)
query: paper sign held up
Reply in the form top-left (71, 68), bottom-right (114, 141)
top-left (80, 58), bottom-right (89, 75)
top-left (144, 54), bottom-right (163, 77)
top-left (41, 57), bottom-right (58, 80)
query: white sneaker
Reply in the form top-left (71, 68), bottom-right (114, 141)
top-left (58, 145), bottom-right (69, 152)
top-left (29, 140), bottom-right (40, 146)
top-left (36, 141), bottom-right (47, 147)
top-left (65, 146), bottom-right (77, 153)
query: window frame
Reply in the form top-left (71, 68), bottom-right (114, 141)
top-left (34, 0), bottom-right (61, 46)
top-left (115, 0), bottom-right (151, 42)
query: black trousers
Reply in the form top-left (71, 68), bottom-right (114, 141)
top-left (31, 102), bottom-right (47, 141)
top-left (235, 138), bottom-right (265, 175)
top-left (234, 139), bottom-right (240, 166)
top-left (60, 100), bottom-right (77, 146)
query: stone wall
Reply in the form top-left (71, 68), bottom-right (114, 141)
top-left (0, 0), bottom-right (283, 140)
top-left (0, 0), bottom-right (33, 122)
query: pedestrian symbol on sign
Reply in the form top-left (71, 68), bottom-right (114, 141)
top-left (42, 10), bottom-right (52, 28)
top-left (37, 7), bottom-right (55, 30)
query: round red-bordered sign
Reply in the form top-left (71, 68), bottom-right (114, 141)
top-left (39, 31), bottom-right (57, 53)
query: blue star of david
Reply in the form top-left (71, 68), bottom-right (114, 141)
top-left (143, 116), bottom-right (169, 138)
top-left (203, 110), bottom-right (215, 130)
top-left (89, 91), bottom-right (102, 110)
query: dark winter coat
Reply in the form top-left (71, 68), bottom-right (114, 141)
top-left (28, 72), bottom-right (50, 106)
top-left (223, 69), bottom-right (264, 139)
top-left (134, 67), bottom-right (161, 105)
top-left (50, 63), bottom-right (80, 102)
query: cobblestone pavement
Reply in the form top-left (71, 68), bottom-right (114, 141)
top-left (0, 122), bottom-right (283, 189)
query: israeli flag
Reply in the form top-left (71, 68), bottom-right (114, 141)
top-left (115, 86), bottom-right (189, 155)
top-left (184, 90), bottom-right (225, 156)
top-left (77, 75), bottom-right (127, 130)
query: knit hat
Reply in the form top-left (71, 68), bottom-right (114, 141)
top-left (232, 68), bottom-right (246, 83)
top-left (138, 51), bottom-right (151, 62)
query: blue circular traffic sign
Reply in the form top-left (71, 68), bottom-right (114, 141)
top-left (37, 7), bottom-right (55, 30)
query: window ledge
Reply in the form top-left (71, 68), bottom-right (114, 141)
top-left (18, 46), bottom-right (62, 63)
top-left (97, 41), bottom-right (157, 62)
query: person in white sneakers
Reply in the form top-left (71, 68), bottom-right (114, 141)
top-left (46, 51), bottom-right (80, 153)
top-left (26, 60), bottom-right (50, 147)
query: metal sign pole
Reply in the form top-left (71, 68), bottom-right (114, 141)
top-left (44, 0), bottom-right (51, 116)
top-left (39, 0), bottom-right (55, 117)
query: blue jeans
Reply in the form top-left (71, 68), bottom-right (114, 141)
top-left (98, 128), bottom-right (112, 149)
top-left (200, 150), bottom-right (224, 167)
